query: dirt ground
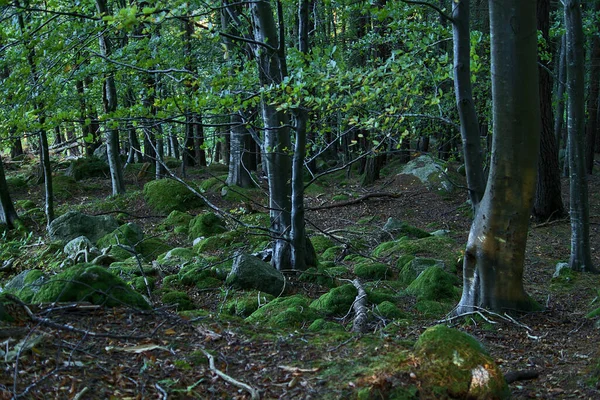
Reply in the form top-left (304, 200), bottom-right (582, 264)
top-left (1, 160), bottom-right (600, 399)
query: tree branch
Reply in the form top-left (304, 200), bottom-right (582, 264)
top-left (400, 0), bottom-right (454, 23)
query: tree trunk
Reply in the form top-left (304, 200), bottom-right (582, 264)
top-left (227, 112), bottom-right (254, 188)
top-left (584, 0), bottom-right (600, 173)
top-left (532, 0), bottom-right (565, 221)
top-left (554, 35), bottom-right (567, 167)
top-left (456, 0), bottom-right (540, 315)
top-left (0, 155), bottom-right (22, 229)
top-left (96, 0), bottom-right (125, 195)
top-left (452, 0), bottom-right (486, 211)
top-left (565, 0), bottom-right (596, 272)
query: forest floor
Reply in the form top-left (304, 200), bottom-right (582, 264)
top-left (1, 158), bottom-right (600, 399)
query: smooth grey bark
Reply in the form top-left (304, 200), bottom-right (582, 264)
top-left (96, 0), bottom-right (125, 195)
top-left (0, 155), bottom-right (21, 229)
top-left (554, 35), bottom-right (567, 155)
top-left (564, 0), bottom-right (595, 272)
top-left (456, 0), bottom-right (540, 315)
top-left (226, 112), bottom-right (254, 188)
top-left (452, 0), bottom-right (486, 211)
top-left (532, 0), bottom-right (565, 221)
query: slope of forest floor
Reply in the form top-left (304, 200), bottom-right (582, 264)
top-left (1, 158), bottom-right (600, 399)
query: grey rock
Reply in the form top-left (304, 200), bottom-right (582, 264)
top-left (431, 229), bottom-right (451, 237)
top-left (3, 270), bottom-right (46, 294)
top-left (553, 262), bottom-right (570, 278)
top-left (48, 211), bottom-right (119, 244)
top-left (64, 236), bottom-right (101, 261)
top-left (226, 253), bottom-right (285, 296)
top-left (93, 143), bottom-right (108, 163)
top-left (399, 155), bottom-right (454, 193)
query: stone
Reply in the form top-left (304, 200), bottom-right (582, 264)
top-left (406, 266), bottom-right (459, 301)
top-left (65, 157), bottom-right (110, 181)
top-left (143, 179), bottom-right (204, 214)
top-left (399, 257), bottom-right (446, 285)
top-left (381, 217), bottom-right (431, 240)
top-left (188, 212), bottom-right (227, 241)
top-left (64, 236), bottom-right (101, 261)
top-left (399, 155), bottom-right (455, 193)
top-left (47, 211), bottom-right (119, 244)
top-left (226, 253), bottom-right (285, 296)
top-left (553, 262), bottom-right (570, 278)
top-left (93, 143), bottom-right (108, 163)
top-left (2, 270), bottom-right (46, 302)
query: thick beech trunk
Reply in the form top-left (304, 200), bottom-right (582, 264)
top-left (0, 155), bottom-right (21, 229)
top-left (452, 0), bottom-right (486, 211)
top-left (564, 0), bottom-right (595, 272)
top-left (456, 0), bottom-right (540, 315)
top-left (554, 35), bottom-right (567, 150)
top-left (584, 1), bottom-right (600, 173)
top-left (533, 0), bottom-right (565, 221)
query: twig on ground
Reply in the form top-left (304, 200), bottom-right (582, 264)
top-left (504, 370), bottom-right (540, 384)
top-left (199, 348), bottom-right (260, 399)
top-left (307, 192), bottom-right (401, 211)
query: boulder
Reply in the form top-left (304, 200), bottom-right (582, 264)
top-left (65, 157), bottom-right (110, 181)
top-left (143, 179), bottom-right (204, 214)
top-left (226, 253), bottom-right (285, 296)
top-left (48, 211), bottom-right (119, 244)
top-left (381, 217), bottom-right (431, 240)
top-left (2, 270), bottom-right (46, 303)
top-left (188, 212), bottom-right (227, 241)
top-left (399, 257), bottom-right (446, 285)
top-left (406, 266), bottom-right (460, 301)
top-left (64, 236), bottom-right (101, 261)
top-left (93, 143), bottom-right (109, 163)
top-left (399, 155), bottom-right (454, 193)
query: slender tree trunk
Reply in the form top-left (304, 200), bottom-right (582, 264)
top-left (533, 0), bottom-right (565, 221)
top-left (554, 35), bottom-right (567, 158)
top-left (584, 0), bottom-right (600, 173)
top-left (452, 0), bottom-right (486, 211)
top-left (194, 114), bottom-right (207, 167)
top-left (456, 0), bottom-right (540, 315)
top-left (96, 0), bottom-right (125, 195)
top-left (565, 0), bottom-right (596, 272)
top-left (0, 155), bottom-right (22, 229)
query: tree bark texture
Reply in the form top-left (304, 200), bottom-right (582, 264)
top-left (532, 0), bottom-right (565, 221)
top-left (452, 0), bottom-right (486, 211)
top-left (584, 0), bottom-right (600, 173)
top-left (456, 0), bottom-right (540, 314)
top-left (564, 0), bottom-right (595, 272)
top-left (0, 155), bottom-right (21, 229)
top-left (554, 35), bottom-right (567, 165)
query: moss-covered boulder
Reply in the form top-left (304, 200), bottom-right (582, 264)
top-left (2, 270), bottom-right (46, 303)
top-left (109, 258), bottom-right (157, 279)
top-left (381, 217), bottom-right (431, 240)
top-left (372, 236), bottom-right (460, 269)
top-left (161, 291), bottom-right (194, 311)
top-left (226, 253), bottom-right (285, 296)
top-left (399, 257), bottom-right (445, 286)
top-left (309, 235), bottom-right (336, 254)
top-left (159, 210), bottom-right (194, 235)
top-left (399, 155), bottom-right (455, 194)
top-left (143, 179), bottom-right (204, 214)
top-left (374, 301), bottom-right (406, 319)
top-left (406, 266), bottom-right (459, 301)
top-left (308, 318), bottom-right (345, 332)
top-left (188, 212), bottom-right (227, 240)
top-left (32, 264), bottom-right (149, 309)
top-left (96, 223), bottom-right (144, 261)
top-left (194, 231), bottom-right (241, 254)
top-left (354, 261), bottom-right (393, 280)
top-left (310, 284), bottom-right (357, 316)
top-left (53, 175), bottom-right (79, 200)
top-left (246, 294), bottom-right (319, 328)
top-left (48, 211), bottom-right (119, 244)
top-left (414, 325), bottom-right (509, 399)
top-left (136, 238), bottom-right (171, 261)
top-left (65, 157), bottom-right (110, 181)
top-left (224, 291), bottom-right (274, 318)
top-left (320, 246), bottom-right (344, 262)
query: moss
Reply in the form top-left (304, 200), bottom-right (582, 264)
top-left (53, 175), bottom-right (79, 200)
top-left (194, 231), bottom-right (242, 254)
top-left (162, 275), bottom-right (181, 289)
top-left (310, 284), bottom-right (358, 316)
top-left (239, 212), bottom-right (270, 227)
top-left (332, 194), bottom-right (349, 201)
top-left (96, 223), bottom-right (144, 261)
top-left (551, 266), bottom-right (578, 288)
top-left (406, 266), bottom-right (459, 301)
top-left (15, 199), bottom-right (37, 211)
top-left (415, 300), bottom-right (454, 317)
top-left (6, 174), bottom-right (28, 189)
top-left (32, 263), bottom-right (149, 309)
top-left (136, 238), bottom-right (171, 261)
top-left (143, 179), bottom-right (204, 213)
top-left (199, 176), bottom-right (227, 192)
top-left (178, 263), bottom-right (215, 286)
top-left (398, 257), bottom-right (444, 286)
top-left (308, 318), bottom-right (345, 332)
top-left (320, 245), bottom-right (343, 262)
top-left (109, 258), bottom-right (157, 278)
top-left (354, 261), bottom-right (393, 280)
top-left (3, 270), bottom-right (46, 303)
top-left (414, 325), bottom-right (509, 399)
top-left (372, 236), bottom-right (460, 269)
top-left (162, 291), bottom-right (195, 311)
top-left (224, 291), bottom-right (274, 318)
top-left (374, 301), bottom-right (405, 319)
top-left (221, 185), bottom-right (259, 202)
top-left (196, 277), bottom-right (223, 289)
top-left (159, 211), bottom-right (194, 235)
top-left (188, 212), bottom-right (227, 240)
top-left (246, 294), bottom-right (319, 328)
top-left (310, 235), bottom-right (336, 254)
top-left (364, 283), bottom-right (399, 304)
top-left (304, 183), bottom-right (325, 195)
top-left (66, 157), bottom-right (110, 181)
top-left (132, 276), bottom-right (156, 292)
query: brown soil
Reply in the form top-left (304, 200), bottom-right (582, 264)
top-left (1, 161), bottom-right (600, 399)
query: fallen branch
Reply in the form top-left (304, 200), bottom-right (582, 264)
top-left (307, 192), bottom-right (401, 211)
top-left (199, 348), bottom-right (260, 399)
top-left (504, 370), bottom-right (539, 384)
top-left (351, 279), bottom-right (369, 333)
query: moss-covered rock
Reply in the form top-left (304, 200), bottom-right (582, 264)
top-left (224, 291), bottom-right (274, 318)
top-left (226, 253), bottom-right (285, 296)
top-left (162, 291), bottom-right (194, 311)
top-left (137, 238), bottom-right (172, 261)
top-left (32, 264), bottom-right (149, 309)
top-left (372, 236), bottom-right (460, 269)
top-left (194, 231), bottom-right (241, 254)
top-left (96, 223), bottom-right (144, 261)
top-left (381, 218), bottom-right (431, 240)
top-left (398, 257), bottom-right (445, 286)
top-left (320, 246), bottom-right (344, 262)
top-left (6, 174), bottom-right (28, 189)
top-left (53, 175), bottom-right (79, 200)
top-left (109, 258), bottom-right (157, 279)
top-left (364, 283), bottom-right (400, 304)
top-left (15, 199), bottom-right (37, 211)
top-left (188, 212), bottom-right (227, 240)
top-left (2, 270), bottom-right (46, 303)
top-left (299, 262), bottom-right (348, 288)
top-left (246, 294), bottom-right (319, 328)
top-left (48, 211), bottom-right (119, 244)
top-left (310, 235), bottom-right (336, 254)
top-left (159, 210), bottom-right (194, 235)
top-left (310, 284), bottom-right (357, 316)
top-left (308, 318), bottom-right (345, 332)
top-left (132, 276), bottom-right (156, 292)
top-left (354, 261), bottom-right (393, 280)
top-left (414, 325), bottom-right (509, 399)
top-left (65, 157), bottom-right (110, 181)
top-left (374, 301), bottom-right (405, 319)
top-left (143, 179), bottom-right (204, 214)
top-left (199, 176), bottom-right (227, 192)
top-left (406, 266), bottom-right (459, 301)
top-left (415, 300), bottom-right (455, 318)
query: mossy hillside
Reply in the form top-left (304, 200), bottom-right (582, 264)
top-left (199, 175), bottom-right (228, 192)
top-left (372, 236), bottom-right (461, 269)
top-left (188, 212), bottom-right (227, 240)
top-left (246, 294), bottom-right (320, 329)
top-left (299, 262), bottom-right (350, 288)
top-left (65, 157), bottom-right (110, 181)
top-left (354, 261), bottom-right (393, 280)
top-left (414, 325), bottom-right (509, 399)
top-left (158, 210), bottom-right (194, 235)
top-left (53, 175), bottom-right (79, 200)
top-left (143, 179), bottom-right (204, 214)
top-left (310, 284), bottom-right (357, 316)
top-left (406, 266), bottom-right (460, 301)
top-left (308, 318), bottom-right (345, 332)
top-left (32, 263), bottom-right (149, 309)
top-left (109, 258), bottom-right (157, 279)
top-left (374, 301), bottom-right (406, 319)
top-left (161, 290), bottom-right (195, 311)
top-left (224, 290), bottom-right (274, 318)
